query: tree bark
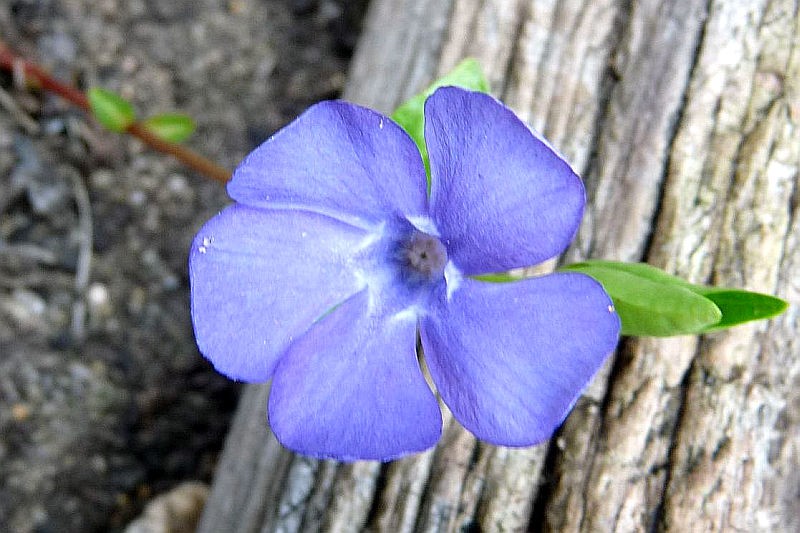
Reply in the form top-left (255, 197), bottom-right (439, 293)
top-left (198, 0), bottom-right (799, 531)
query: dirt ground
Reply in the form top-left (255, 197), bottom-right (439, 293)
top-left (0, 1), bottom-right (367, 531)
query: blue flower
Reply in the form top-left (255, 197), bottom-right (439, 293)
top-left (189, 86), bottom-right (620, 461)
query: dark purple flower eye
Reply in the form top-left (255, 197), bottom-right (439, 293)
top-left (189, 86), bottom-right (620, 461)
top-left (398, 230), bottom-right (448, 283)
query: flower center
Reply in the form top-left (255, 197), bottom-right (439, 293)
top-left (398, 230), bottom-right (448, 283)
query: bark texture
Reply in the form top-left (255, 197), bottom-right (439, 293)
top-left (198, 0), bottom-right (799, 531)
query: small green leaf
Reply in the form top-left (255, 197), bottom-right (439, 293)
top-left (142, 113), bottom-right (196, 143)
top-left (561, 261), bottom-right (722, 337)
top-left (562, 260), bottom-right (788, 336)
top-left (693, 288), bottom-right (788, 332)
top-left (473, 272), bottom-right (519, 283)
top-left (391, 58), bottom-right (490, 185)
top-left (87, 87), bottom-right (136, 132)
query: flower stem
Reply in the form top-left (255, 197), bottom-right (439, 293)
top-left (0, 41), bottom-right (231, 184)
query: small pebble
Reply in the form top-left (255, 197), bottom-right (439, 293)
top-left (12, 403), bottom-right (32, 421)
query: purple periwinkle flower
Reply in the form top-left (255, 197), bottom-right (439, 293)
top-left (189, 86), bottom-right (620, 461)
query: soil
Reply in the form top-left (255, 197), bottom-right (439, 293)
top-left (0, 1), bottom-right (368, 531)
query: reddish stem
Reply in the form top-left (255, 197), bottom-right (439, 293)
top-left (0, 42), bottom-right (231, 184)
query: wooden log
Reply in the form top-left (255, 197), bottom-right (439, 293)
top-left (198, 1), bottom-right (799, 531)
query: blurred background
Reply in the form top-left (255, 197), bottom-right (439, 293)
top-left (0, 1), bottom-right (368, 531)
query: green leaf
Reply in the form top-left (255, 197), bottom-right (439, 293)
top-left (692, 288), bottom-right (788, 332)
top-left (87, 87), bottom-right (136, 132)
top-left (561, 261), bottom-right (722, 337)
top-left (562, 260), bottom-right (788, 336)
top-left (390, 58), bottom-right (490, 186)
top-left (473, 272), bottom-right (519, 283)
top-left (142, 113), bottom-right (196, 143)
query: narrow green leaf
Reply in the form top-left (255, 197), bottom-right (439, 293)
top-left (87, 87), bottom-right (136, 132)
top-left (390, 58), bottom-right (490, 185)
top-left (142, 113), bottom-right (196, 143)
top-left (563, 260), bottom-right (699, 287)
top-left (561, 262), bottom-right (722, 337)
top-left (473, 272), bottom-right (519, 283)
top-left (562, 260), bottom-right (788, 335)
top-left (693, 288), bottom-right (788, 332)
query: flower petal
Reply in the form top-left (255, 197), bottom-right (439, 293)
top-left (420, 273), bottom-right (620, 446)
top-left (269, 290), bottom-right (441, 461)
top-left (189, 204), bottom-right (368, 382)
top-left (425, 86), bottom-right (585, 275)
top-left (228, 101), bottom-right (428, 227)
